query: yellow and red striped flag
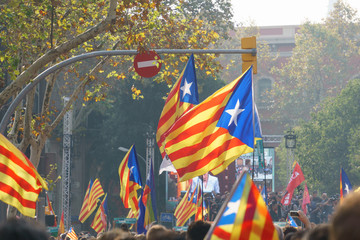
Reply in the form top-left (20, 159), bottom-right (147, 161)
top-left (164, 67), bottom-right (256, 181)
top-left (90, 194), bottom-right (108, 233)
top-left (0, 133), bottom-right (48, 217)
top-left (66, 227), bottom-right (78, 240)
top-left (156, 54), bottom-right (198, 159)
top-left (119, 145), bottom-right (142, 212)
top-left (78, 179), bottom-right (93, 223)
top-left (88, 178), bottom-right (104, 210)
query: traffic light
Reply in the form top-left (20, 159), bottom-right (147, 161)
top-left (241, 36), bottom-right (257, 74)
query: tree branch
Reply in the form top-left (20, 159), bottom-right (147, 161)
top-left (0, 0), bottom-right (118, 108)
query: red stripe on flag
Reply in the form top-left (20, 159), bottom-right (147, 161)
top-left (0, 181), bottom-right (37, 208)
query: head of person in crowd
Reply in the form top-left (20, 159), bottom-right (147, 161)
top-left (0, 217), bottom-right (49, 240)
top-left (186, 220), bottom-right (211, 240)
top-left (288, 230), bottom-right (307, 240)
top-left (98, 228), bottom-right (131, 240)
top-left (322, 193), bottom-right (328, 201)
top-left (274, 224), bottom-right (284, 240)
top-left (330, 191), bottom-right (360, 240)
top-left (304, 224), bottom-right (330, 240)
top-left (146, 224), bottom-right (171, 240)
top-left (283, 226), bottom-right (297, 239)
top-left (119, 223), bottom-right (130, 232)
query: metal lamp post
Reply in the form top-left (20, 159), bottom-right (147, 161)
top-left (284, 129), bottom-right (296, 181)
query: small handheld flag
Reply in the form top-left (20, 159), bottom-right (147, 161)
top-left (287, 216), bottom-right (298, 228)
top-left (67, 227), bottom-right (78, 240)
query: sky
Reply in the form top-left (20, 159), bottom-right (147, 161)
top-left (231, 0), bottom-right (360, 26)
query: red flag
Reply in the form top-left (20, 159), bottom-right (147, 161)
top-left (302, 183), bottom-right (310, 214)
top-left (281, 162), bottom-right (305, 205)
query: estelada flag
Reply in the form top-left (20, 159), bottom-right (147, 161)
top-left (340, 167), bottom-right (352, 201)
top-left (118, 145), bottom-right (142, 212)
top-left (281, 162), bottom-right (305, 206)
top-left (156, 54), bottom-right (198, 159)
top-left (164, 66), bottom-right (256, 182)
top-left (0, 133), bottom-right (48, 217)
top-left (205, 172), bottom-right (278, 240)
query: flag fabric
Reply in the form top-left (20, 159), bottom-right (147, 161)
top-left (91, 194), bottom-right (108, 233)
top-left (137, 160), bottom-right (157, 234)
top-left (119, 145), bottom-right (142, 212)
top-left (45, 192), bottom-right (57, 226)
top-left (195, 182), bottom-right (207, 221)
top-left (67, 227), bottom-right (78, 240)
top-left (164, 67), bottom-right (256, 182)
top-left (0, 133), bottom-right (48, 217)
top-left (58, 211), bottom-right (65, 236)
top-left (156, 54), bottom-right (199, 160)
top-left (281, 162), bottom-right (305, 206)
top-left (126, 207), bottom-right (139, 219)
top-left (205, 172), bottom-right (278, 240)
top-left (78, 179), bottom-right (93, 222)
top-left (340, 167), bottom-right (352, 201)
top-left (175, 181), bottom-right (200, 226)
top-left (287, 216), bottom-right (298, 228)
top-left (174, 185), bottom-right (191, 220)
top-left (88, 178), bottom-right (105, 210)
top-left (261, 186), bottom-right (268, 206)
top-left (302, 183), bottom-right (310, 214)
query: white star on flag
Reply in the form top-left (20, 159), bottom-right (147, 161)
top-left (223, 199), bottom-right (240, 216)
top-left (180, 79), bottom-right (193, 98)
top-left (345, 183), bottom-right (350, 193)
top-left (225, 100), bottom-right (245, 126)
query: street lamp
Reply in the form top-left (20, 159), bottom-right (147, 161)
top-left (118, 146), bottom-right (146, 164)
top-left (284, 129), bottom-right (296, 181)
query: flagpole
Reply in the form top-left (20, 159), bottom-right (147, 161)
top-left (201, 175), bottom-right (204, 221)
top-left (251, 66), bottom-right (255, 181)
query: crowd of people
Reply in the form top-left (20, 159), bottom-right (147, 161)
top-left (1, 190), bottom-right (360, 240)
top-left (266, 189), bottom-right (339, 225)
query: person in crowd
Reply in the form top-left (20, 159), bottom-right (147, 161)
top-left (309, 191), bottom-right (322, 224)
top-left (303, 224), bottom-right (330, 240)
top-left (269, 202), bottom-right (282, 222)
top-left (98, 228), bottom-right (132, 240)
top-left (0, 217), bottom-right (49, 240)
top-left (190, 172), bottom-right (220, 196)
top-left (146, 224), bottom-right (174, 240)
top-left (186, 220), bottom-right (211, 240)
top-left (274, 224), bottom-right (284, 240)
top-left (319, 193), bottom-right (333, 223)
top-left (283, 226), bottom-right (298, 239)
top-left (330, 191), bottom-right (360, 240)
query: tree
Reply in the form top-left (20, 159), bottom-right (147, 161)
top-left (277, 77), bottom-right (360, 194)
top-left (269, 0), bottom-right (360, 126)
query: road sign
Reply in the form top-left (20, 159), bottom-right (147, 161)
top-left (114, 217), bottom-right (137, 224)
top-left (134, 51), bottom-right (162, 78)
top-left (160, 213), bottom-right (173, 223)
